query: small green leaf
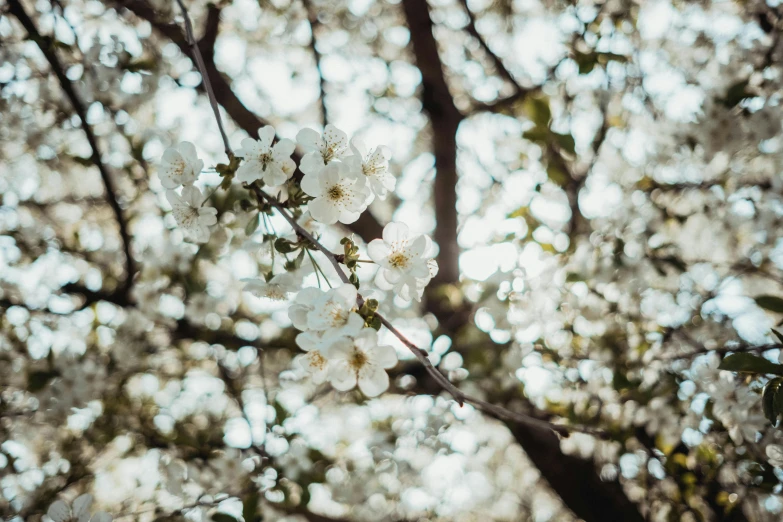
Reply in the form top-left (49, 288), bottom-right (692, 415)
top-left (524, 97), bottom-right (551, 127)
top-left (243, 490), bottom-right (260, 522)
top-left (773, 329), bottom-right (783, 345)
top-left (756, 295), bottom-right (783, 313)
top-left (245, 213), bottom-right (260, 236)
top-left (211, 515), bottom-right (238, 522)
top-left (762, 378), bottom-right (783, 424)
top-left (552, 132), bottom-right (576, 155)
top-left (274, 237), bottom-right (295, 253)
top-left (718, 353), bottom-right (783, 375)
top-left (27, 370), bottom-right (59, 392)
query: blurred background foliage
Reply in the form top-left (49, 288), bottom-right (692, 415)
top-left (4, 0), bottom-right (783, 520)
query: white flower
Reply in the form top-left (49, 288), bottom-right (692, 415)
top-left (47, 494), bottom-right (112, 522)
top-left (327, 328), bottom-right (397, 397)
top-left (768, 444), bottom-right (783, 468)
top-left (242, 273), bottom-right (298, 300)
top-left (301, 162), bottom-right (370, 224)
top-left (158, 141), bottom-right (203, 189)
top-left (296, 124), bottom-right (349, 175)
top-left (368, 222), bottom-right (438, 301)
top-left (235, 125), bottom-right (296, 186)
top-left (288, 287), bottom-right (325, 330)
top-left (166, 186), bottom-right (218, 243)
top-left (306, 283), bottom-right (364, 339)
top-left (345, 138), bottom-right (395, 200)
top-left (295, 331), bottom-right (330, 384)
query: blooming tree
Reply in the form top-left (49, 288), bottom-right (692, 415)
top-left (6, 0), bottom-right (783, 521)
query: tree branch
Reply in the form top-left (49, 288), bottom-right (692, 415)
top-left (113, 0), bottom-right (383, 242)
top-left (252, 187), bottom-right (600, 438)
top-left (401, 0), bottom-right (462, 287)
top-left (302, 0), bottom-right (328, 127)
top-left (9, 0), bottom-right (136, 296)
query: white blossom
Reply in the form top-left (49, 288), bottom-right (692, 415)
top-left (235, 125), bottom-right (296, 186)
top-left (296, 124), bottom-right (349, 175)
top-left (243, 273), bottom-right (298, 300)
top-left (345, 138), bottom-right (395, 200)
top-left (158, 141), bottom-right (203, 189)
top-left (306, 283), bottom-right (364, 339)
top-left (166, 186), bottom-right (218, 243)
top-left (295, 331), bottom-right (330, 383)
top-left (327, 328), bottom-right (397, 397)
top-left (301, 162), bottom-right (370, 225)
top-left (47, 494), bottom-right (112, 522)
top-left (368, 222), bottom-right (438, 301)
top-left (288, 287), bottom-right (325, 330)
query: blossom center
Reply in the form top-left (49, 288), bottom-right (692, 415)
top-left (308, 351), bottom-right (327, 370)
top-left (327, 185), bottom-right (344, 201)
top-left (348, 349), bottom-right (368, 371)
top-left (173, 206), bottom-right (199, 227)
top-left (389, 252), bottom-right (409, 269)
top-left (259, 153), bottom-right (272, 171)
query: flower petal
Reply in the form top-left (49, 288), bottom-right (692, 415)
top-left (329, 361), bottom-right (357, 391)
top-left (382, 222), bottom-right (409, 244)
top-left (296, 128), bottom-right (323, 151)
top-left (357, 364), bottom-right (389, 397)
top-left (367, 240), bottom-right (391, 263)
top-left (308, 197), bottom-right (339, 224)
top-left (257, 125), bottom-right (276, 149)
top-left (369, 343), bottom-right (397, 369)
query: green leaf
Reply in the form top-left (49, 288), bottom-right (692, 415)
top-left (762, 378), bottom-right (782, 425)
top-left (546, 165), bottom-right (569, 187)
top-left (243, 490), bottom-right (260, 522)
top-left (552, 132), bottom-right (576, 155)
top-left (718, 353), bottom-right (783, 375)
top-left (27, 370), bottom-right (59, 392)
top-left (719, 79), bottom-right (752, 108)
top-left (524, 97), bottom-right (551, 127)
top-left (756, 295), bottom-right (783, 313)
top-left (211, 515), bottom-right (238, 522)
top-left (522, 127), bottom-right (549, 144)
top-left (773, 329), bottom-right (783, 345)
top-left (245, 213), bottom-right (260, 236)
top-left (274, 237), bottom-right (295, 253)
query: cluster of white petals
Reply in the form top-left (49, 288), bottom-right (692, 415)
top-left (158, 141), bottom-right (203, 189)
top-left (165, 185), bottom-right (217, 243)
top-left (235, 125), bottom-right (296, 186)
top-left (289, 283), bottom-right (397, 396)
top-left (157, 127), bottom-right (437, 395)
top-left (370, 222), bottom-right (438, 301)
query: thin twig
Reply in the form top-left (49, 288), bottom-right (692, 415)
top-left (174, 0), bottom-right (232, 158)
top-left (253, 188), bottom-right (601, 437)
top-left (9, 0), bottom-right (136, 296)
top-left (302, 0), bottom-right (329, 126)
top-left (169, 0), bottom-right (601, 438)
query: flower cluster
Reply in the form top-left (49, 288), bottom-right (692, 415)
top-left (289, 284), bottom-right (397, 396)
top-left (158, 125), bottom-right (435, 396)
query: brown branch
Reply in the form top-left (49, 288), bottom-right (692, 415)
top-left (457, 0), bottom-right (519, 93)
top-left (113, 0), bottom-right (383, 242)
top-left (252, 187), bottom-right (601, 438)
top-left (402, 0), bottom-right (462, 288)
top-left (9, 0), bottom-right (136, 296)
top-left (302, 0), bottom-right (328, 127)
top-left (174, 0), bottom-right (231, 158)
